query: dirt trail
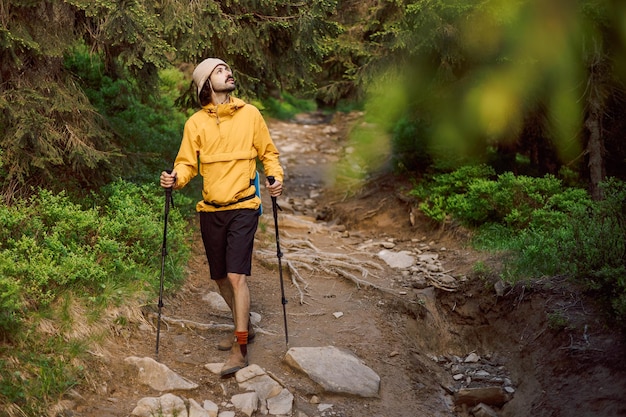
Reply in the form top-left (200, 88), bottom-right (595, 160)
top-left (74, 113), bottom-right (626, 417)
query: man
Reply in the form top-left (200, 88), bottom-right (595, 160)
top-left (160, 58), bottom-right (284, 377)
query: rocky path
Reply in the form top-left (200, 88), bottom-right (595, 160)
top-left (69, 113), bottom-right (468, 417)
top-left (69, 112), bottom-right (626, 417)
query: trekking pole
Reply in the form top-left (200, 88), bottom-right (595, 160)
top-left (267, 176), bottom-right (289, 347)
top-left (156, 170), bottom-right (174, 359)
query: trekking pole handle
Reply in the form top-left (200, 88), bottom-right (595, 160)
top-left (267, 176), bottom-right (281, 209)
top-left (165, 169), bottom-right (174, 190)
top-left (164, 169), bottom-right (174, 207)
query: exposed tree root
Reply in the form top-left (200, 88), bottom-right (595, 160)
top-left (256, 236), bottom-right (395, 302)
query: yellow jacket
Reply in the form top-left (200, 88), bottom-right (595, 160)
top-left (173, 97), bottom-right (283, 212)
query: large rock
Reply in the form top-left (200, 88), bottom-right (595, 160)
top-left (236, 364), bottom-right (284, 400)
top-left (124, 356), bottom-right (198, 391)
top-left (284, 346), bottom-right (380, 397)
top-left (131, 393), bottom-right (187, 417)
top-left (202, 400), bottom-right (219, 417)
top-left (377, 249), bottom-right (415, 269)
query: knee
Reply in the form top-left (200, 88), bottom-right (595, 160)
top-left (215, 277), bottom-right (230, 290)
top-left (227, 273), bottom-right (247, 290)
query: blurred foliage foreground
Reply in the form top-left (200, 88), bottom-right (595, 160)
top-left (0, 181), bottom-right (190, 416)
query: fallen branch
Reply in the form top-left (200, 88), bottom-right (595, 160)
top-left (147, 313), bottom-right (274, 335)
top-left (288, 311), bottom-right (326, 317)
top-left (148, 313), bottom-right (233, 331)
top-left (325, 259), bottom-right (382, 279)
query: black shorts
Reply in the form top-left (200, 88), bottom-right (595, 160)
top-left (199, 209), bottom-right (259, 280)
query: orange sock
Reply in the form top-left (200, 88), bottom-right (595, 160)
top-left (235, 331), bottom-right (248, 345)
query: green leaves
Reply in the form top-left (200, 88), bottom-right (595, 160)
top-left (0, 179), bottom-right (193, 414)
top-left (413, 166), bottom-right (586, 229)
top-left (2, 0), bottom-right (341, 195)
top-left (0, 182), bottom-right (190, 336)
top-left (414, 168), bottom-right (626, 322)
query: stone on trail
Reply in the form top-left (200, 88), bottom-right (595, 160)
top-left (202, 400), bottom-right (219, 417)
top-left (189, 398), bottom-right (212, 417)
top-left (231, 392), bottom-right (259, 417)
top-left (250, 311), bottom-right (261, 325)
top-left (464, 352), bottom-right (480, 363)
top-left (377, 249), bottom-right (415, 269)
top-left (267, 388), bottom-right (295, 415)
top-left (284, 346), bottom-right (380, 397)
top-left (235, 364), bottom-right (289, 414)
top-left (202, 291), bottom-right (230, 313)
top-left (204, 362), bottom-right (224, 374)
top-left (131, 393), bottom-right (187, 417)
top-left (455, 386), bottom-right (511, 407)
top-left (417, 252), bottom-right (439, 263)
top-left (472, 402), bottom-right (499, 417)
top-left (124, 356), bottom-right (199, 391)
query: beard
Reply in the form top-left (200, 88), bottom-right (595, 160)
top-left (213, 81), bottom-right (236, 93)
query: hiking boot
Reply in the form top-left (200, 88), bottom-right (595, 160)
top-left (217, 320), bottom-right (255, 351)
top-left (217, 333), bottom-right (235, 351)
top-left (220, 341), bottom-right (248, 377)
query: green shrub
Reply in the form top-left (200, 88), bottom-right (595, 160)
top-left (0, 182), bottom-right (191, 337)
top-left (259, 92), bottom-right (317, 120)
top-left (450, 173), bottom-right (565, 228)
top-left (413, 167), bottom-right (575, 229)
top-left (409, 164), bottom-right (496, 223)
top-left (413, 167), bottom-right (626, 323)
top-left (499, 179), bottom-right (624, 321)
top-left (0, 181), bottom-right (192, 414)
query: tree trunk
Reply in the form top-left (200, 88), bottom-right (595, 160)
top-left (585, 110), bottom-right (606, 201)
top-left (585, 44), bottom-right (607, 201)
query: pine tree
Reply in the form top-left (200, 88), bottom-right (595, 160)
top-left (0, 0), bottom-right (340, 199)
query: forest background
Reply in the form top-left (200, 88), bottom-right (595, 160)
top-left (1, 1), bottom-right (626, 415)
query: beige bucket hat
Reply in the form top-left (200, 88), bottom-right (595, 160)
top-left (191, 58), bottom-right (229, 96)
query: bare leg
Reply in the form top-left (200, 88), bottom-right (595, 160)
top-left (220, 273), bottom-right (250, 376)
top-left (215, 277), bottom-right (235, 315)
top-left (215, 275), bottom-right (255, 352)
top-left (227, 273), bottom-right (250, 333)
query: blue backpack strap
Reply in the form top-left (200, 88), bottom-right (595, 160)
top-left (254, 171), bottom-right (262, 215)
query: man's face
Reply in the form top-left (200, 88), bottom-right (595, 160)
top-left (210, 64), bottom-right (236, 93)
